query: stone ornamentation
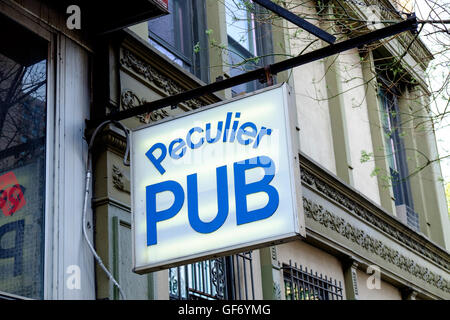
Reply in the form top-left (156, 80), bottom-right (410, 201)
top-left (120, 48), bottom-right (204, 110)
top-left (303, 196), bottom-right (450, 294)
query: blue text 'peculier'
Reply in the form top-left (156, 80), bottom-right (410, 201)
top-left (145, 112), bottom-right (273, 175)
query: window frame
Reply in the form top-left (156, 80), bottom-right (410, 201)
top-left (377, 77), bottom-right (415, 212)
top-left (0, 9), bottom-right (54, 300)
top-left (148, 0), bottom-right (210, 83)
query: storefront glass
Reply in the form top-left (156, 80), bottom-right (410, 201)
top-left (0, 15), bottom-right (47, 299)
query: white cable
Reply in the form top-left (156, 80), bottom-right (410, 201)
top-left (82, 120), bottom-right (130, 300)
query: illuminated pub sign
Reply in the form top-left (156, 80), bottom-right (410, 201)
top-left (131, 84), bottom-right (305, 274)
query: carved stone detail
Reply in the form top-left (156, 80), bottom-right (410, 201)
top-left (121, 90), bottom-right (169, 124)
top-left (300, 168), bottom-right (450, 272)
top-left (273, 282), bottom-right (282, 300)
top-left (112, 164), bottom-right (130, 193)
top-left (120, 48), bottom-right (204, 110)
top-left (271, 246), bottom-right (277, 261)
top-left (303, 197), bottom-right (450, 294)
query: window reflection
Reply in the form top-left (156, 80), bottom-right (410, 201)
top-left (225, 0), bottom-right (264, 96)
top-left (147, 0), bottom-right (210, 82)
top-left (225, 0), bottom-right (257, 55)
top-left (148, 0), bottom-right (193, 70)
top-left (0, 15), bottom-right (47, 299)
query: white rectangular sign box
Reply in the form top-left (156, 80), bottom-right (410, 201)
top-left (131, 83), bottom-right (305, 274)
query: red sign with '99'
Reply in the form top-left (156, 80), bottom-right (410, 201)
top-left (154, 0), bottom-right (169, 10)
top-left (0, 172), bottom-right (26, 217)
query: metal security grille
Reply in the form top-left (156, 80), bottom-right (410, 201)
top-left (169, 252), bottom-right (255, 300)
top-left (282, 262), bottom-right (343, 300)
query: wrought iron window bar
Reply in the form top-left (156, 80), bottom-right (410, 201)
top-left (169, 252), bottom-right (255, 300)
top-left (283, 261), bottom-right (344, 300)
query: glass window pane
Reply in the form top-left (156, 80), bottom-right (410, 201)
top-left (0, 16), bottom-right (47, 299)
top-left (228, 37), bottom-right (259, 96)
top-left (225, 0), bottom-right (255, 54)
top-left (148, 38), bottom-right (187, 68)
top-left (148, 0), bottom-right (193, 64)
top-left (225, 1), bottom-right (262, 96)
top-left (378, 91), bottom-right (397, 171)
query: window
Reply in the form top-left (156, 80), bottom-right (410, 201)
top-left (169, 252), bottom-right (255, 300)
top-left (283, 263), bottom-right (343, 300)
top-left (148, 0), bottom-right (209, 82)
top-left (225, 0), bottom-right (274, 96)
top-left (378, 81), bottom-right (419, 231)
top-left (0, 14), bottom-right (48, 299)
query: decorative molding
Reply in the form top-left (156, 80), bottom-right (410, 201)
top-left (303, 197), bottom-right (450, 294)
top-left (300, 167), bottom-right (450, 272)
top-left (377, 4), bottom-right (432, 70)
top-left (121, 90), bottom-right (170, 124)
top-left (273, 282), bottom-right (282, 300)
top-left (120, 48), bottom-right (204, 110)
top-left (91, 196), bottom-right (131, 213)
top-left (340, 0), bottom-right (432, 70)
top-left (271, 247), bottom-right (278, 262)
top-left (97, 129), bottom-right (128, 155)
top-left (112, 164), bottom-right (130, 194)
top-left (351, 267), bottom-right (359, 298)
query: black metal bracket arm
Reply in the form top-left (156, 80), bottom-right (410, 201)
top-left (252, 0), bottom-right (336, 44)
top-left (86, 15), bottom-right (417, 129)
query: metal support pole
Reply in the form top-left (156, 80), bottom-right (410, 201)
top-left (87, 16), bottom-right (417, 129)
top-left (252, 0), bottom-right (336, 44)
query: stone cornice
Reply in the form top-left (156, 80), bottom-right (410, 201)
top-left (303, 196), bottom-right (450, 294)
top-left (91, 126), bottom-right (128, 158)
top-left (339, 0), bottom-right (433, 66)
top-left (333, 0), bottom-right (433, 93)
top-left (120, 48), bottom-right (207, 111)
top-left (119, 29), bottom-right (221, 110)
top-left (299, 152), bottom-right (450, 272)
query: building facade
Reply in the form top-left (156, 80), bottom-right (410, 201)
top-left (0, 0), bottom-right (449, 300)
